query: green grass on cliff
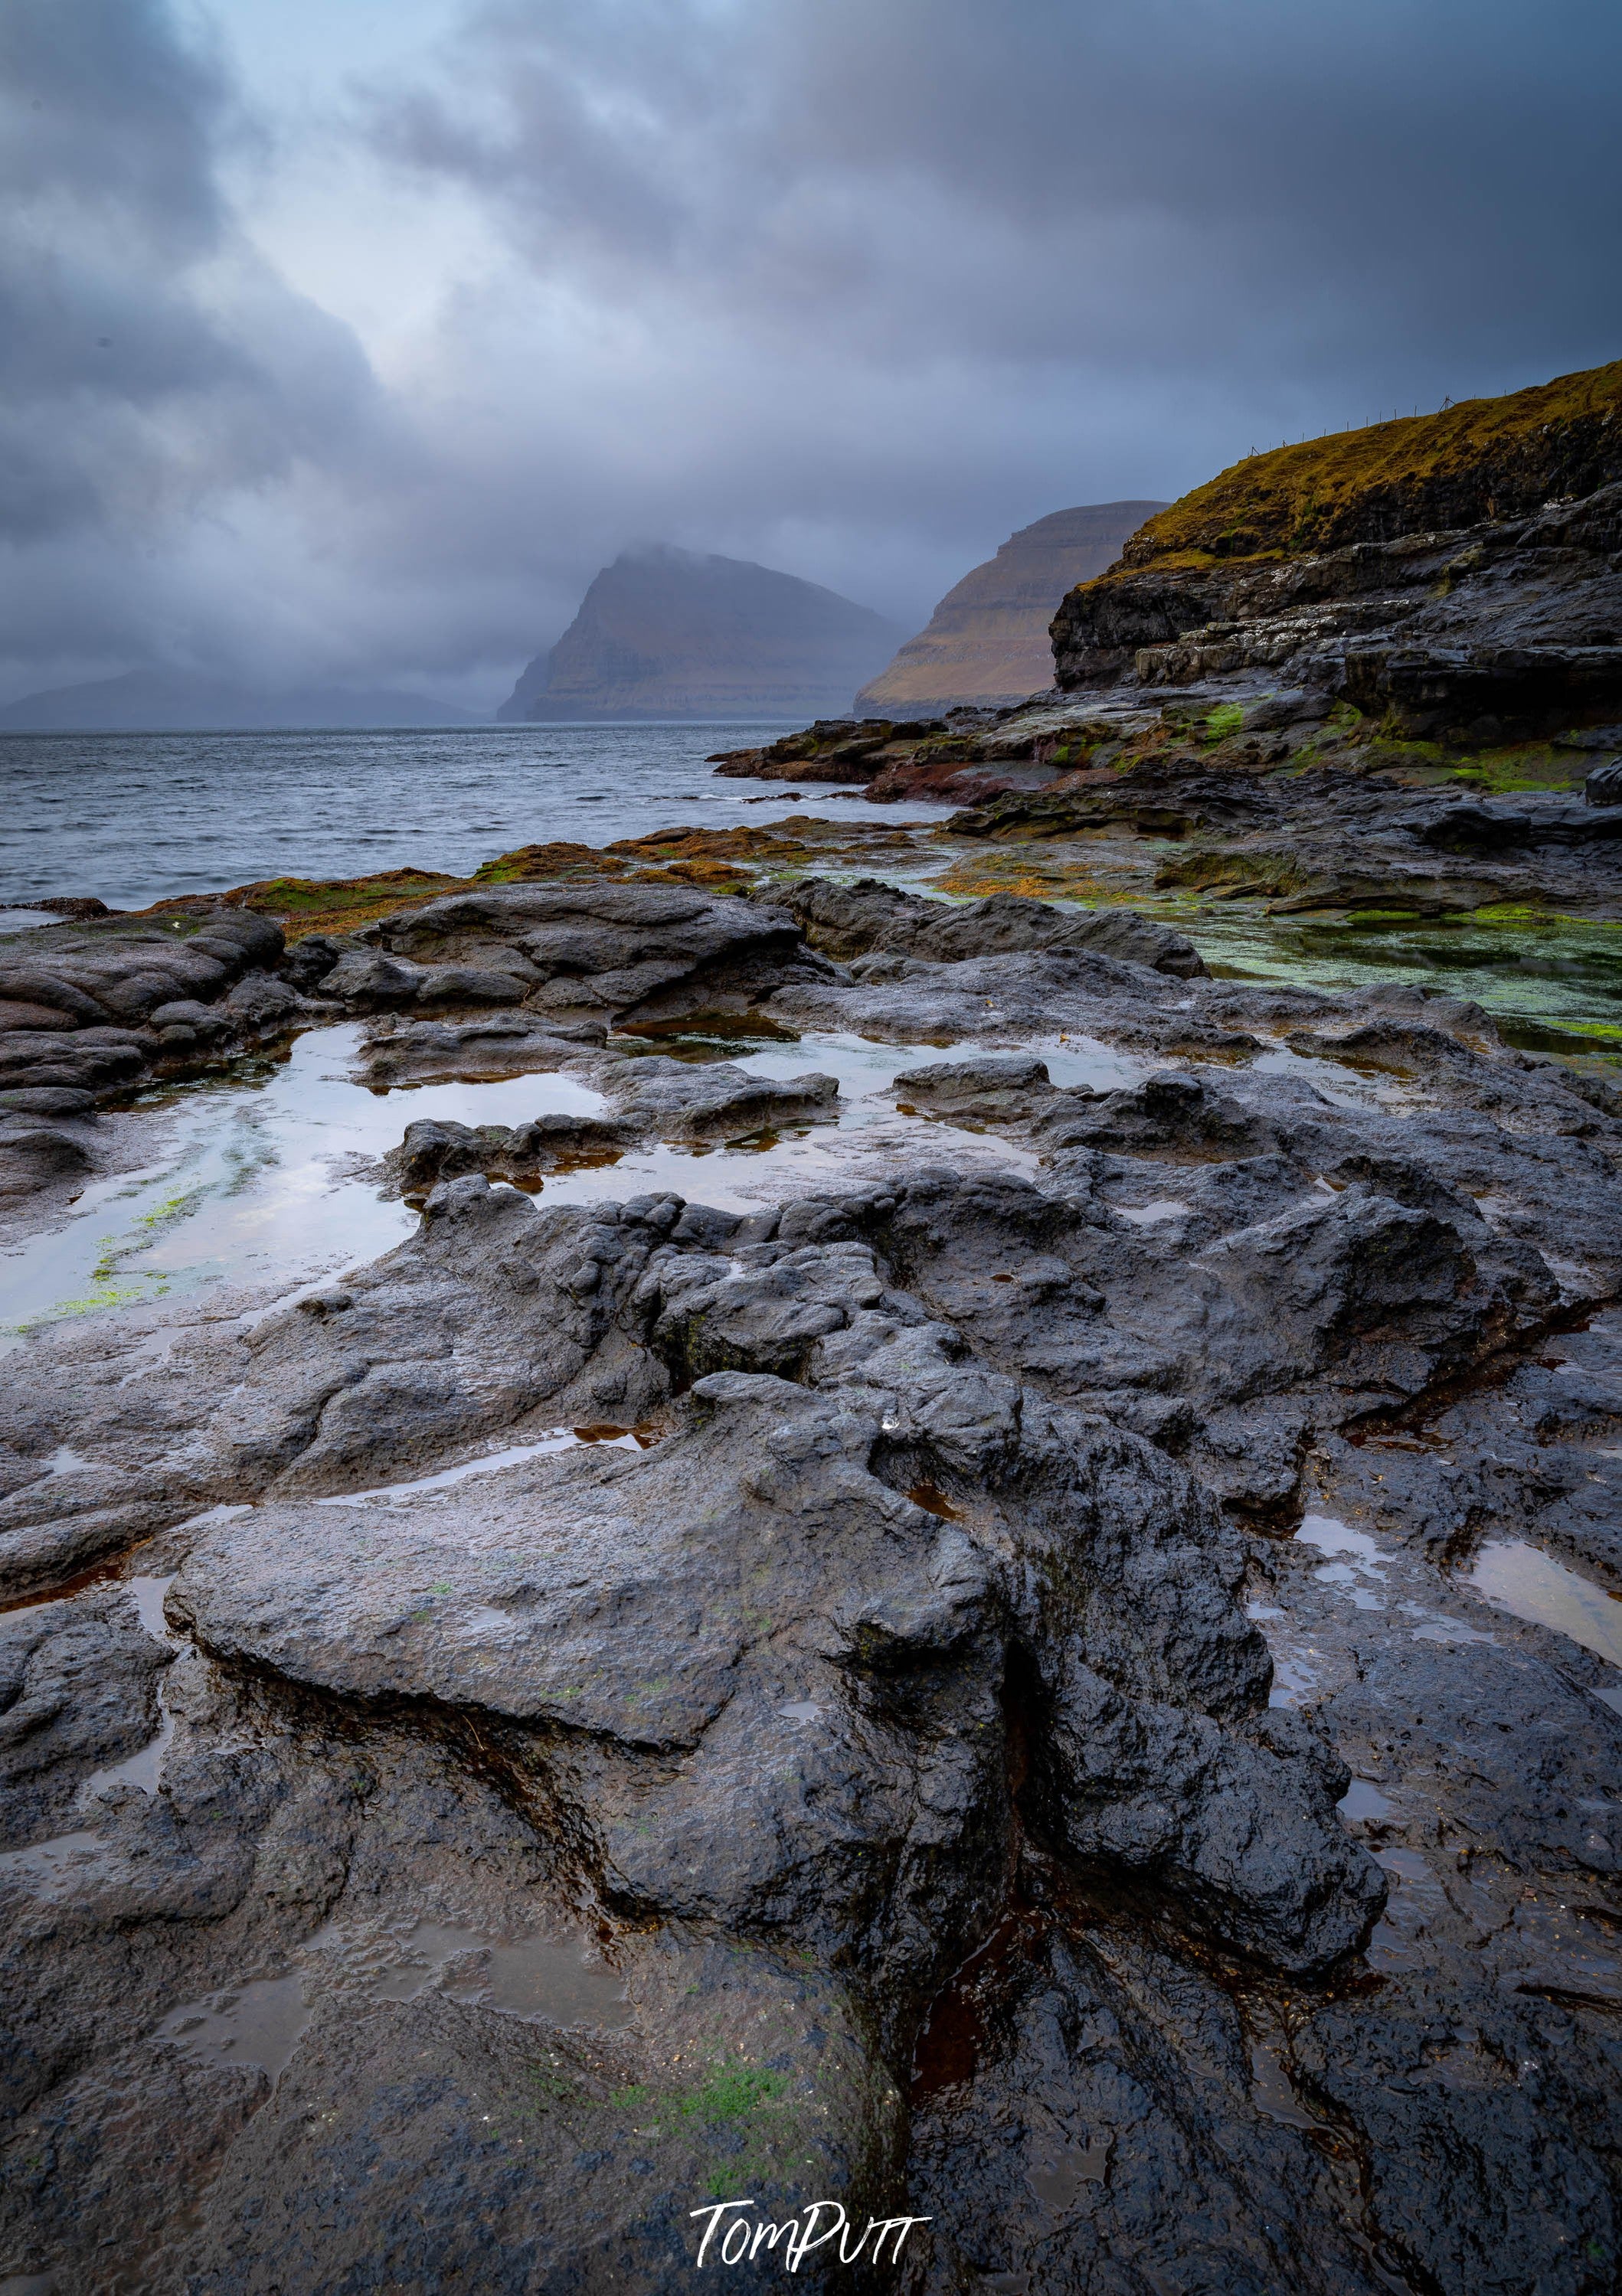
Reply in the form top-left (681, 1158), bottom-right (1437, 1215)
top-left (1099, 358), bottom-right (1622, 572)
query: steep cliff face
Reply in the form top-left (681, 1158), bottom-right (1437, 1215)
top-left (498, 547), bottom-right (902, 722)
top-left (1051, 361), bottom-right (1622, 739)
top-left (855, 501), bottom-right (1166, 715)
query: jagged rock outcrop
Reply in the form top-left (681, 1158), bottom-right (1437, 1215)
top-left (0, 909), bottom-right (300, 1204)
top-left (6, 880), bottom-right (1622, 2291)
top-left (1051, 361), bottom-right (1622, 740)
top-left (780, 875), bottom-right (1206, 977)
top-left (854, 502), bottom-right (1166, 715)
top-left (498, 547), bottom-right (903, 722)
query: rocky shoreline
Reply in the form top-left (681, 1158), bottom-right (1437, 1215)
top-left (6, 360), bottom-right (1622, 2291)
top-left (2, 851), bottom-right (1621, 2293)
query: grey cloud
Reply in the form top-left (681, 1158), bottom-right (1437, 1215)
top-left (374, 0), bottom-right (1622, 390)
top-left (0, 0), bottom-right (391, 685)
top-left (1, 0), bottom-right (1618, 707)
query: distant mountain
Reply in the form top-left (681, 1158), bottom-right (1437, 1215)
top-left (854, 502), bottom-right (1169, 715)
top-left (0, 669), bottom-right (479, 731)
top-left (498, 547), bottom-right (903, 723)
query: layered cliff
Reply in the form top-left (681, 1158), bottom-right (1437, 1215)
top-left (854, 501), bottom-right (1166, 715)
top-left (498, 547), bottom-right (902, 723)
top-left (1051, 359), bottom-right (1622, 739)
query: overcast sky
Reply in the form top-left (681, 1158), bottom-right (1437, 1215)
top-left (2, 0), bottom-right (1617, 710)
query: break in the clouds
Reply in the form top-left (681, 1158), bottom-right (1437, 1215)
top-left (1, 0), bottom-right (1618, 708)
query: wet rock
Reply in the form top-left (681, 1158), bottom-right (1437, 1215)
top-left (597, 1053), bottom-right (839, 1138)
top-left (1324, 1635), bottom-right (1622, 1881)
top-left (764, 946), bottom-right (1208, 1049)
top-left (1296, 1979), bottom-right (1620, 2296)
top-left (0, 910), bottom-right (301, 1202)
top-left (783, 876), bottom-right (1205, 978)
top-left (321, 947), bottom-right (425, 1007)
top-left (358, 1011), bottom-right (604, 1087)
top-left (345, 881), bottom-right (828, 1027)
top-left (0, 1178), bottom-right (682, 1595)
top-left (0, 1586), bottom-right (172, 1845)
top-left (910, 1916), bottom-right (1382, 2296)
top-left (388, 1112), bottom-right (632, 1194)
top-left (1243, 687), bottom-right (1333, 730)
top-left (1584, 756), bottom-right (1622, 805)
top-left (891, 1054), bottom-right (1058, 1125)
top-left (0, 1667), bottom-right (898, 2294)
top-left (1412, 801), bottom-right (1536, 851)
top-left (1035, 1069), bottom-right (1277, 1160)
top-left (6, 843), bottom-right (1622, 2284)
top-left (280, 932), bottom-right (347, 991)
top-left (169, 1342), bottom-right (1375, 1984)
top-left (0, 1119), bottom-right (96, 1197)
top-left (0, 1088), bottom-right (96, 1117)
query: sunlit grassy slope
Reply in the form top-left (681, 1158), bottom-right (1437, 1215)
top-left (1106, 358), bottom-right (1622, 572)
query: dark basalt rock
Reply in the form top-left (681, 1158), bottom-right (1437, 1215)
top-left (5, 875), bottom-right (1622, 2290)
top-left (1048, 380), bottom-right (1622, 740)
top-left (388, 1110), bottom-right (634, 1193)
top-left (0, 1587), bottom-right (172, 1844)
top-left (0, 909), bottom-right (304, 1206)
top-left (783, 874), bottom-right (1206, 977)
top-left (315, 880), bottom-right (830, 1027)
top-left (384, 1060), bottom-right (841, 1195)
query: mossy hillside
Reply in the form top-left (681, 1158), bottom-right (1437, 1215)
top-left (1089, 358), bottom-right (1622, 577)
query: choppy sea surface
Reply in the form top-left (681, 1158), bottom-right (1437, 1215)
top-left (0, 723), bottom-right (957, 913)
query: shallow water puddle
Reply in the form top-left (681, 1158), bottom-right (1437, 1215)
top-left (1337, 1778), bottom-right (1394, 1824)
top-left (1365, 1846), bottom-right (1453, 1974)
top-left (1112, 1199), bottom-right (1190, 1228)
top-left (0, 1576), bottom-right (191, 1888)
top-left (1, 1020), bottom-right (567, 1340)
top-left (0, 1831), bottom-right (108, 1900)
top-left (1, 1021), bottom-right (1107, 1343)
top-left (1247, 2039), bottom-right (1324, 2133)
top-left (1179, 901), bottom-right (1622, 1050)
top-left (369, 1920), bottom-right (630, 2027)
top-left (1025, 2126), bottom-right (1112, 2210)
top-left (1294, 1512), bottom-right (1388, 1609)
top-left (72, 1576), bottom-right (185, 1804)
top-left (157, 1973), bottom-right (312, 2081)
top-left (145, 1919), bottom-right (630, 2095)
top-left (528, 1027), bottom-right (1081, 1213)
top-left (1466, 1540), bottom-right (1622, 1670)
top-left (1266, 1651), bottom-right (1323, 1706)
top-left (310, 1424), bottom-right (646, 1510)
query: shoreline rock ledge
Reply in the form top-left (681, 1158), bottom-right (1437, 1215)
top-left (2, 866), bottom-right (1622, 2291)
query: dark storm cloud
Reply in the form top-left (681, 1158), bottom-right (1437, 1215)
top-left (0, 0), bottom-right (377, 543)
top-left (375, 0), bottom-right (1621, 397)
top-left (0, 0), bottom-right (398, 690)
top-left (1, 0), bottom-right (1617, 704)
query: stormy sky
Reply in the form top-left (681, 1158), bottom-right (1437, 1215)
top-left (2, 0), bottom-right (1617, 710)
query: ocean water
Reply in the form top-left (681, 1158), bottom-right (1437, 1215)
top-left (0, 722), bottom-right (956, 913)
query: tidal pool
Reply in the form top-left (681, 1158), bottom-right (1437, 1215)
top-left (0, 1021), bottom-right (1146, 1347)
top-left (1467, 1539), bottom-right (1622, 1671)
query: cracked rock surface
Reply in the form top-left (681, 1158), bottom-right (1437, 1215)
top-left (3, 883), bottom-right (1622, 2292)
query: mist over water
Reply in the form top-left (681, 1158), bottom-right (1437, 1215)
top-left (0, 724), bottom-right (955, 913)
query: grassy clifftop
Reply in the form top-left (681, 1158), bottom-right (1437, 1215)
top-left (1112, 358), bottom-right (1622, 573)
